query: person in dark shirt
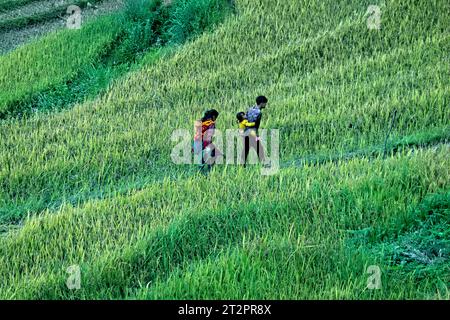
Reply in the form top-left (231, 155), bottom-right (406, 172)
top-left (242, 96), bottom-right (268, 166)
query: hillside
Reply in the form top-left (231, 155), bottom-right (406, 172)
top-left (0, 0), bottom-right (449, 299)
top-left (0, 0), bottom-right (125, 54)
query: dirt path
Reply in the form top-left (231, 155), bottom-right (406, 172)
top-left (0, 0), bottom-right (74, 21)
top-left (282, 141), bottom-right (450, 169)
top-left (0, 0), bottom-right (124, 55)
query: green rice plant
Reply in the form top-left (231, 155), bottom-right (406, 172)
top-left (0, 0), bottom-right (40, 12)
top-left (0, 0), bottom-right (448, 225)
top-left (0, 0), bottom-right (234, 120)
top-left (0, 0), bottom-right (448, 300)
top-left (165, 0), bottom-right (235, 44)
top-left (0, 147), bottom-right (448, 299)
top-left (346, 192), bottom-right (450, 298)
top-left (0, 14), bottom-right (122, 118)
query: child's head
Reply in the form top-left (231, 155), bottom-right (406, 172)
top-left (236, 112), bottom-right (246, 122)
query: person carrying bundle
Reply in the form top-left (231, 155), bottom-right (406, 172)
top-left (241, 96), bottom-right (268, 167)
top-left (193, 109), bottom-right (221, 172)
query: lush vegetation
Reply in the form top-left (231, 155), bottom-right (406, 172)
top-left (0, 0), bottom-right (40, 12)
top-left (0, 148), bottom-right (448, 299)
top-left (0, 14), bottom-right (122, 118)
top-left (0, 0), bottom-right (448, 299)
top-left (0, 0), bottom-right (234, 119)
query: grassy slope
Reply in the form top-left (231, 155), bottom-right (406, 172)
top-left (0, 0), bottom-right (449, 299)
top-left (0, 0), bottom-right (448, 224)
top-left (0, 0), bottom-right (233, 119)
top-left (0, 13), bottom-right (122, 118)
top-left (0, 0), bottom-right (39, 12)
top-left (0, 147), bottom-right (448, 299)
top-left (0, 1), bottom-right (105, 31)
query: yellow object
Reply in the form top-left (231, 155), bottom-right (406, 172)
top-left (239, 120), bottom-right (257, 137)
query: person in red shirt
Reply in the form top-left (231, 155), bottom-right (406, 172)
top-left (193, 109), bottom-right (221, 172)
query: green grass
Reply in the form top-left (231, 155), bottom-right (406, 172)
top-left (0, 13), bottom-right (122, 118)
top-left (0, 147), bottom-right (448, 299)
top-left (1, 0), bottom-right (448, 224)
top-left (0, 0), bottom-right (448, 299)
top-left (0, 0), bottom-right (40, 12)
top-left (0, 0), bottom-right (234, 120)
top-left (4, 45), bottom-right (172, 120)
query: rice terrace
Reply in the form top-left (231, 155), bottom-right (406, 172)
top-left (0, 0), bottom-right (449, 303)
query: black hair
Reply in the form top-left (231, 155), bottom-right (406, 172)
top-left (236, 112), bottom-right (246, 122)
top-left (202, 109), bottom-right (219, 121)
top-left (256, 96), bottom-right (268, 105)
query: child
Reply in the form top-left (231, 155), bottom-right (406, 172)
top-left (236, 112), bottom-right (257, 138)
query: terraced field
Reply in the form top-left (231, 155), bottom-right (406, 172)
top-left (0, 0), bottom-right (448, 299)
top-left (0, 0), bottom-right (124, 54)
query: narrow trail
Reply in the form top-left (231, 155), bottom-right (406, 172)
top-left (0, 0), bottom-right (75, 21)
top-left (1, 135), bottom-right (448, 235)
top-left (281, 140), bottom-right (450, 169)
top-left (0, 0), bottom-right (124, 55)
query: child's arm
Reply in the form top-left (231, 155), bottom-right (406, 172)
top-left (243, 120), bottom-right (256, 128)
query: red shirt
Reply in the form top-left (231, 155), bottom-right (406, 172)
top-left (194, 119), bottom-right (216, 148)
